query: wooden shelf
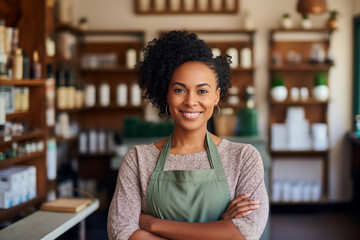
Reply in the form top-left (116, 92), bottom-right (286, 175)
top-left (231, 67), bottom-right (255, 72)
top-left (56, 135), bottom-right (78, 143)
top-left (82, 29), bottom-right (144, 37)
top-left (80, 66), bottom-right (135, 73)
top-left (270, 150), bottom-right (329, 157)
top-left (82, 105), bottom-right (144, 111)
top-left (6, 111), bottom-right (30, 120)
top-left (0, 79), bottom-right (46, 86)
top-left (77, 152), bottom-right (115, 158)
top-left (270, 99), bottom-right (329, 105)
top-left (271, 196), bottom-right (329, 205)
top-left (0, 129), bottom-right (46, 145)
top-left (270, 63), bottom-right (333, 71)
top-left (270, 28), bottom-right (334, 34)
top-left (0, 151), bottom-right (46, 168)
top-left (0, 195), bottom-right (46, 224)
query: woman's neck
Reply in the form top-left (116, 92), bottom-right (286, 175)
top-left (170, 126), bottom-right (207, 154)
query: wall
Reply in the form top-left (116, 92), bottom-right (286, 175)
top-left (71, 0), bottom-right (354, 202)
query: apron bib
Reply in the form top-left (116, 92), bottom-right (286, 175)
top-left (145, 132), bottom-right (230, 222)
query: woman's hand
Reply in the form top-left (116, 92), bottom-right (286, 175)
top-left (221, 193), bottom-right (260, 220)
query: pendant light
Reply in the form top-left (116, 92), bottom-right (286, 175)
top-left (297, 0), bottom-right (327, 14)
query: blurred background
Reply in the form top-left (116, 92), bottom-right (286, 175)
top-left (0, 0), bottom-right (360, 239)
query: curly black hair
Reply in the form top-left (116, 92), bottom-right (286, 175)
top-left (136, 30), bottom-right (232, 118)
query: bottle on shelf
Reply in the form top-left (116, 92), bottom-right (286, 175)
top-left (84, 83), bottom-right (96, 107)
top-left (117, 82), bottom-right (127, 106)
top-left (126, 48), bottom-right (137, 69)
top-left (226, 47), bottom-right (239, 68)
top-left (31, 51), bottom-right (42, 79)
top-left (75, 85), bottom-right (84, 109)
top-left (240, 47), bottom-right (252, 68)
top-left (22, 50), bottom-right (30, 79)
top-left (130, 82), bottom-right (141, 106)
top-left (56, 70), bottom-right (68, 109)
top-left (46, 65), bottom-right (55, 127)
top-left (0, 92), bottom-right (5, 133)
top-left (0, 19), bottom-right (7, 79)
top-left (99, 81), bottom-right (110, 107)
top-left (67, 71), bottom-right (76, 109)
top-left (13, 48), bottom-right (23, 80)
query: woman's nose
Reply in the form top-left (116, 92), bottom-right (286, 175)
top-left (184, 92), bottom-right (198, 106)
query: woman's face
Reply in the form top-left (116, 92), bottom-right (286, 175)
top-left (167, 61), bottom-right (220, 132)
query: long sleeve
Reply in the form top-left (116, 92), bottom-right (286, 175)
top-left (231, 145), bottom-right (269, 240)
top-left (107, 147), bottom-right (142, 240)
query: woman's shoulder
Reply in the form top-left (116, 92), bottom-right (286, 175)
top-left (219, 138), bottom-right (261, 162)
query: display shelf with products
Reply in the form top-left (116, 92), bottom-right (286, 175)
top-left (268, 28), bottom-right (334, 204)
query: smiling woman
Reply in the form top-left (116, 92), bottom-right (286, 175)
top-left (107, 31), bottom-right (269, 240)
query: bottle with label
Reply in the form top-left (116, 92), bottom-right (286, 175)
top-left (226, 47), bottom-right (239, 68)
top-left (99, 81), bottom-right (110, 107)
top-left (31, 51), bottom-right (42, 78)
top-left (13, 48), bottom-right (23, 80)
top-left (22, 50), bottom-right (30, 79)
top-left (131, 82), bottom-right (141, 106)
top-left (0, 19), bottom-right (7, 79)
top-left (67, 71), bottom-right (76, 109)
top-left (56, 71), bottom-right (67, 109)
top-left (117, 82), bottom-right (127, 106)
top-left (0, 93), bottom-right (5, 133)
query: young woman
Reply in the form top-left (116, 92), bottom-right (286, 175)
top-left (108, 31), bottom-right (269, 240)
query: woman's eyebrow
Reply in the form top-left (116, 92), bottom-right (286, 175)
top-left (171, 82), bottom-right (211, 88)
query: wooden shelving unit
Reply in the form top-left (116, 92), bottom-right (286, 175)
top-left (268, 28), bottom-right (334, 203)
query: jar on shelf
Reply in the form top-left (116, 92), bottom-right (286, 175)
top-left (183, 0), bottom-right (195, 12)
top-left (211, 47), bottom-right (221, 58)
top-left (99, 81), bottom-right (110, 107)
top-left (169, 0), bottom-right (181, 12)
top-left (138, 0), bottom-right (151, 12)
top-left (301, 14), bottom-right (312, 29)
top-left (312, 71), bottom-right (329, 101)
top-left (126, 48), bottom-right (137, 69)
top-left (198, 0), bottom-right (209, 11)
top-left (117, 82), bottom-right (128, 106)
top-left (84, 83), bottom-right (96, 107)
top-left (240, 47), bottom-right (252, 68)
top-left (281, 13), bottom-right (293, 29)
top-left (211, 0), bottom-right (222, 11)
top-left (154, 0), bottom-right (166, 12)
top-left (226, 47), bottom-right (239, 68)
top-left (270, 75), bottom-right (288, 102)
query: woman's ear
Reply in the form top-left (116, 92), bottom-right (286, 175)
top-left (215, 87), bottom-right (221, 105)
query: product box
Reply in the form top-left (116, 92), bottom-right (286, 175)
top-left (0, 190), bottom-right (12, 209)
top-left (0, 168), bottom-right (23, 192)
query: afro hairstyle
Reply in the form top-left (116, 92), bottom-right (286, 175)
top-left (136, 30), bottom-right (232, 118)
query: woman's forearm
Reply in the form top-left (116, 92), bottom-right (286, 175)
top-left (146, 219), bottom-right (245, 240)
top-left (129, 229), bottom-right (168, 240)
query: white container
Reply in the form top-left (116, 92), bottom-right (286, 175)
top-left (79, 131), bottom-right (88, 153)
top-left (117, 83), bottom-right (128, 106)
top-left (198, 0), bottom-right (209, 11)
top-left (301, 18), bottom-right (312, 29)
top-left (131, 83), bottom-right (142, 106)
top-left (183, 0), bottom-right (195, 11)
top-left (291, 182), bottom-right (303, 202)
top-left (211, 48), bottom-right (221, 58)
top-left (302, 182), bottom-right (312, 202)
top-left (272, 181), bottom-right (282, 202)
top-left (282, 181), bottom-right (292, 202)
top-left (89, 130), bottom-right (98, 153)
top-left (311, 182), bottom-right (322, 201)
top-left (227, 95), bottom-right (239, 105)
top-left (226, 47), bottom-right (239, 68)
top-left (290, 87), bottom-right (300, 101)
top-left (85, 84), bottom-right (96, 107)
top-left (99, 82), bottom-right (110, 107)
top-left (300, 87), bottom-right (309, 101)
top-left (240, 47), bottom-right (252, 68)
top-left (98, 130), bottom-right (106, 153)
top-left (138, 0), bottom-right (151, 12)
top-left (154, 0), bottom-right (166, 12)
top-left (126, 48), bottom-right (137, 69)
top-left (312, 85), bottom-right (329, 101)
top-left (46, 139), bottom-right (57, 180)
top-left (169, 0), bottom-right (181, 11)
top-left (311, 123), bottom-right (328, 150)
top-left (0, 190), bottom-right (12, 209)
top-left (211, 0), bottom-right (222, 11)
top-left (282, 16), bottom-right (293, 29)
top-left (58, 112), bottom-right (70, 138)
top-left (271, 86), bottom-right (288, 102)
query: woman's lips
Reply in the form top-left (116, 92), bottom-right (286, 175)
top-left (180, 111), bottom-right (202, 120)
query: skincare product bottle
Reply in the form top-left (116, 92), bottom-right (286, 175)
top-left (117, 82), bottom-right (127, 106)
top-left (131, 82), bottom-right (141, 106)
top-left (22, 50), bottom-right (30, 79)
top-left (31, 51), bottom-right (42, 79)
top-left (226, 47), bottom-right (239, 68)
top-left (126, 48), bottom-right (137, 69)
top-left (13, 48), bottom-right (23, 80)
top-left (75, 85), bottom-right (84, 109)
top-left (85, 83), bottom-right (96, 107)
top-left (99, 81), bottom-right (110, 107)
top-left (56, 71), bottom-right (67, 109)
top-left (240, 47), bottom-right (252, 68)
top-left (67, 71), bottom-right (76, 109)
top-left (46, 65), bottom-right (55, 126)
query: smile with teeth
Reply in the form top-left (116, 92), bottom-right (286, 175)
top-left (181, 111), bottom-right (202, 119)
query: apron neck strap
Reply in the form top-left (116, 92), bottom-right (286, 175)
top-left (154, 131), bottom-right (223, 172)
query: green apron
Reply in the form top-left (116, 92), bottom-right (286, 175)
top-left (145, 131), bottom-right (231, 222)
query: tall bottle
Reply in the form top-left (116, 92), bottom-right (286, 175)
top-left (22, 50), bottom-right (30, 79)
top-left (99, 81), bottom-right (110, 107)
top-left (46, 65), bottom-right (55, 126)
top-left (56, 70), bottom-right (67, 109)
top-left (67, 71), bottom-right (76, 109)
top-left (0, 92), bottom-right (5, 133)
top-left (13, 48), bottom-right (23, 80)
top-left (0, 19), bottom-right (7, 79)
top-left (131, 82), bottom-right (141, 106)
top-left (32, 51), bottom-right (42, 79)
top-left (117, 82), bottom-right (127, 106)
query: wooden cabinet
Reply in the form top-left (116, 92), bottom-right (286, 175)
top-left (268, 28), bottom-right (333, 203)
top-left (0, 80), bottom-right (47, 223)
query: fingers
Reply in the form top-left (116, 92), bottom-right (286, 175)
top-left (221, 194), bottom-right (260, 220)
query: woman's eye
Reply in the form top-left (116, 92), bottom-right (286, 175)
top-left (174, 88), bottom-right (185, 93)
top-left (198, 89), bottom-right (208, 94)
